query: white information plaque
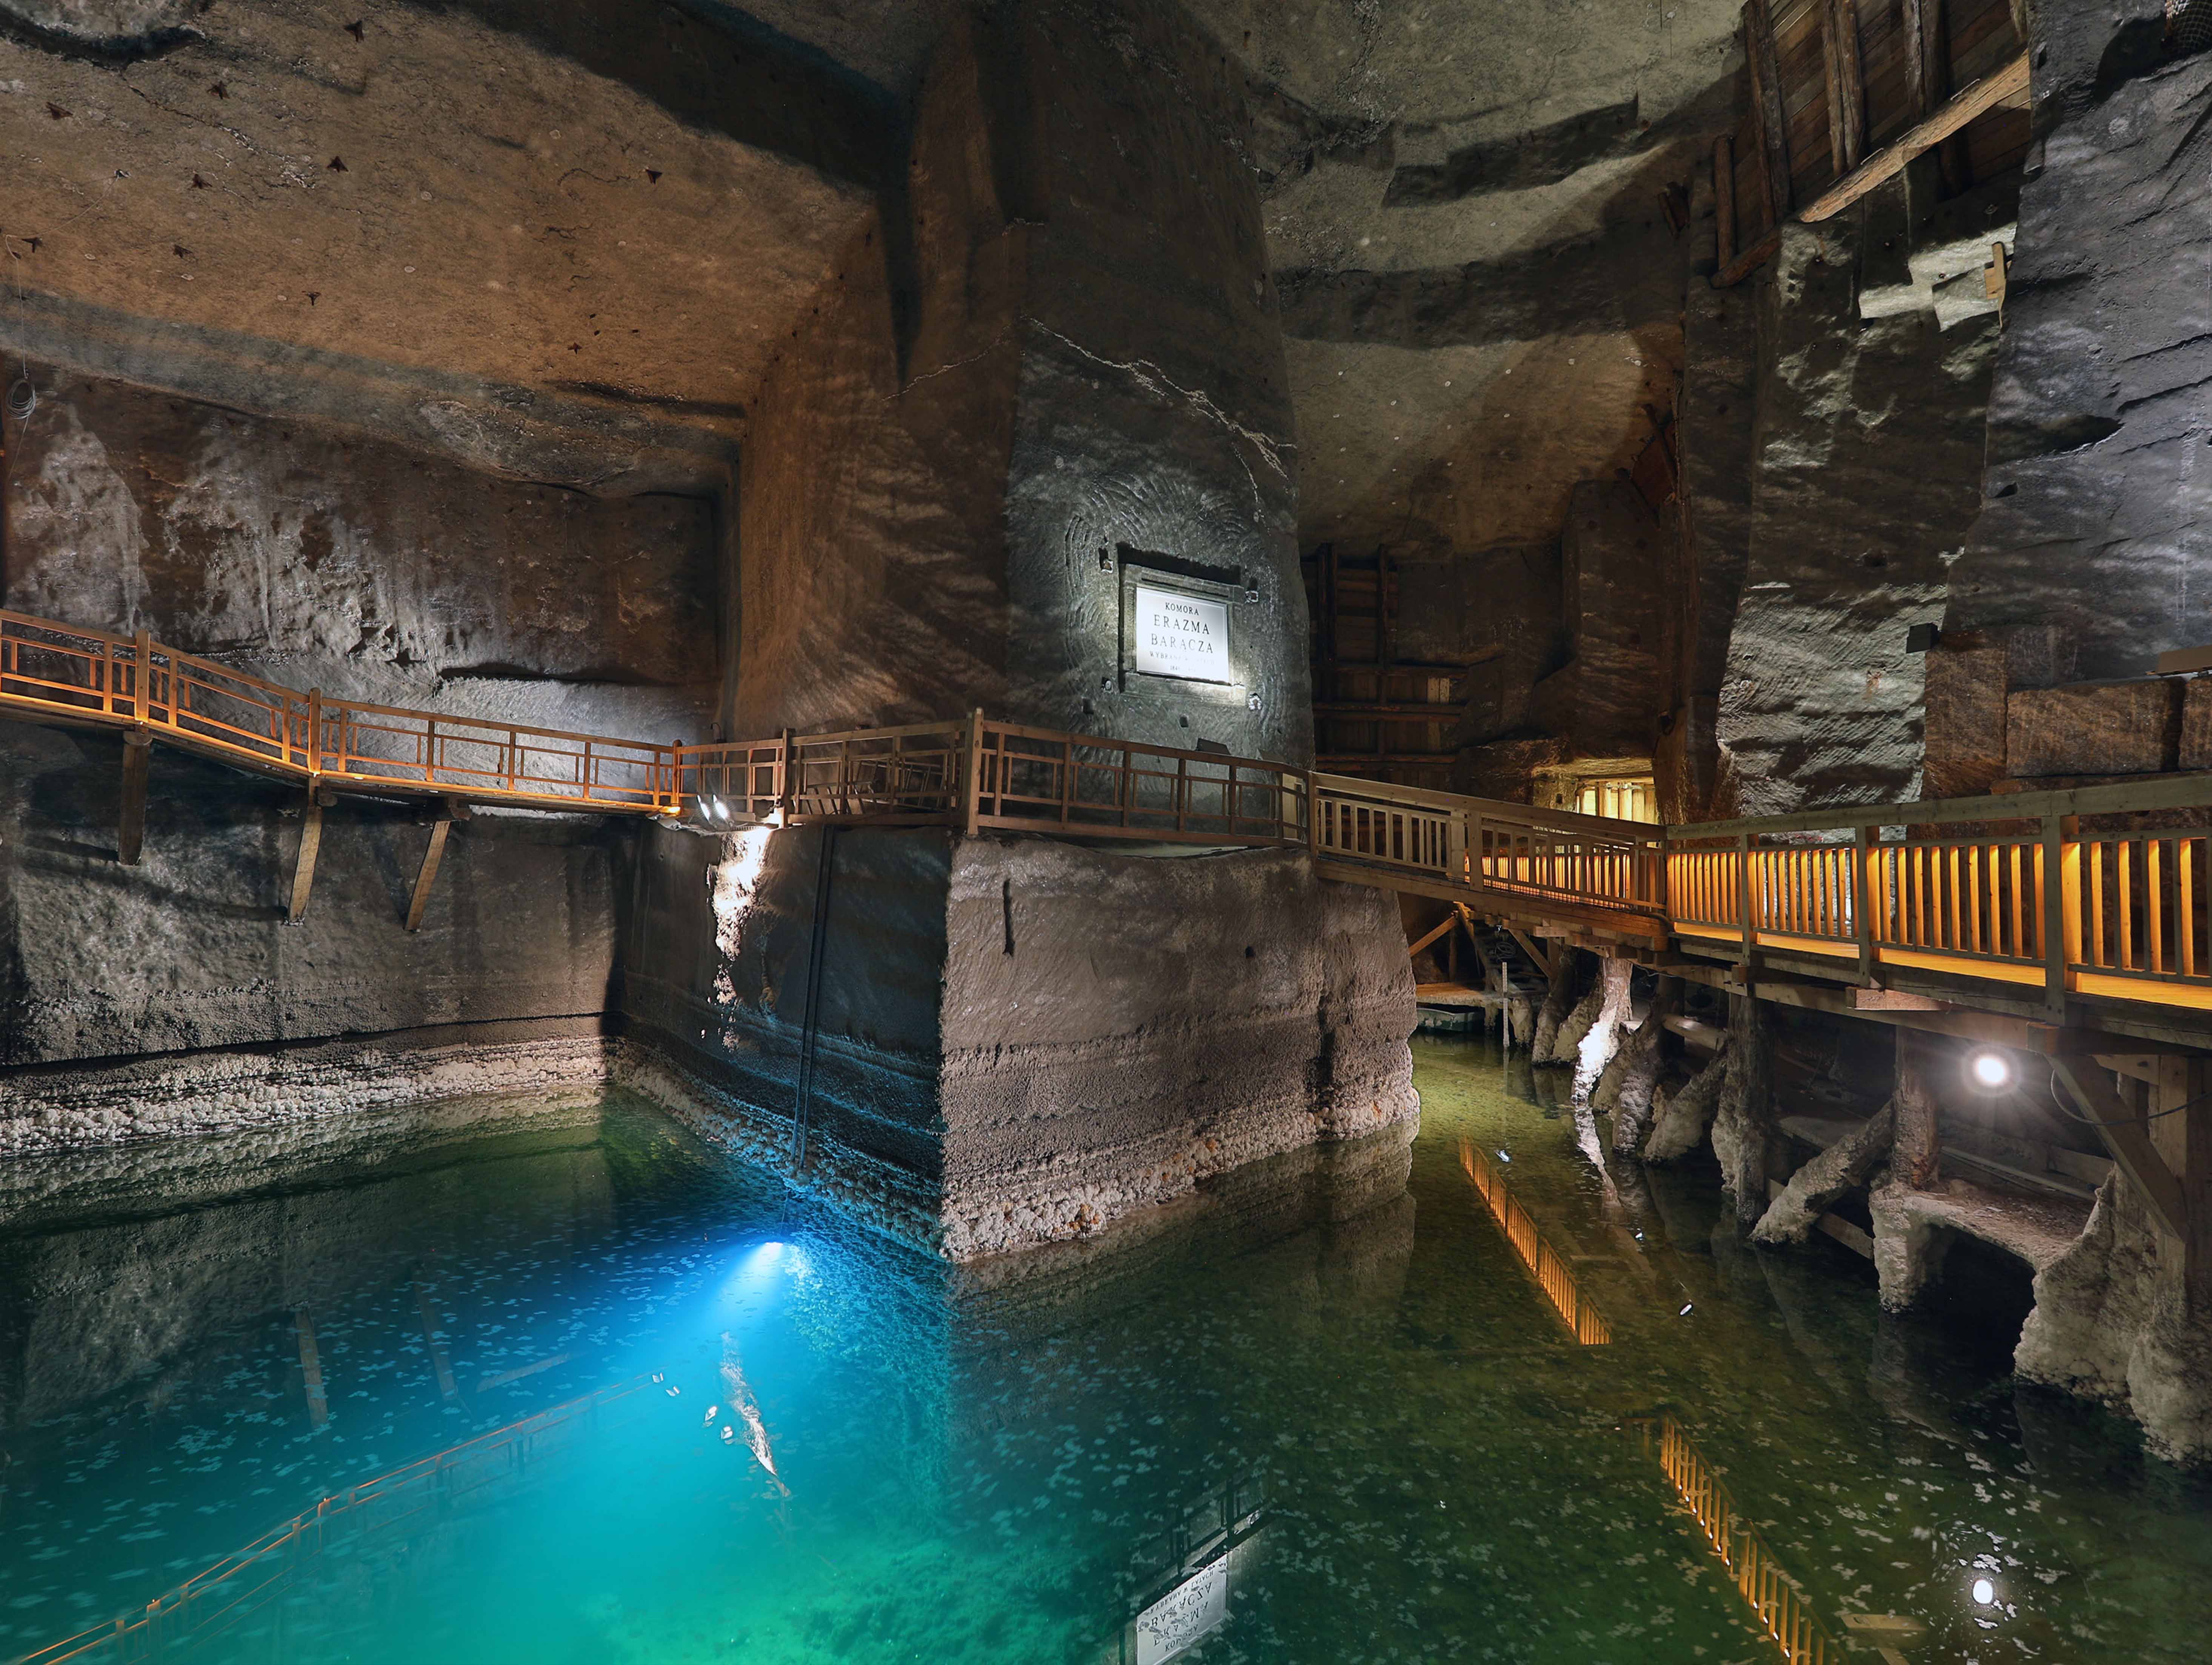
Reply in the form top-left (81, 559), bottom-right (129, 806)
top-left (1133, 1556), bottom-right (1228, 1665)
top-left (1134, 585), bottom-right (1231, 683)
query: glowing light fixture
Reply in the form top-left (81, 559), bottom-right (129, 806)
top-left (1966, 1048), bottom-right (2014, 1092)
top-left (1971, 1577), bottom-right (1996, 1606)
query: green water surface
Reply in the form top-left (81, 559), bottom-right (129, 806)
top-left (2, 1037), bottom-right (2207, 1664)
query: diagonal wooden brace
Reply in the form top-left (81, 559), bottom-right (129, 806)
top-left (404, 800), bottom-right (468, 933)
top-left (2048, 1053), bottom-right (2188, 1242)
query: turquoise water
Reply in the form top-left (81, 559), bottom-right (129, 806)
top-left (3, 1038), bottom-right (2209, 1664)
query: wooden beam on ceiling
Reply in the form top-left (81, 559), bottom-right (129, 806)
top-left (1714, 51), bottom-right (2027, 287)
top-left (1821, 0), bottom-right (1867, 177)
top-left (1743, 0), bottom-right (1793, 227)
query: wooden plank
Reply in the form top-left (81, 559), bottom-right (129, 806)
top-left (1821, 0), bottom-right (1867, 175)
top-left (1744, 0), bottom-right (1794, 224)
top-left (116, 729), bottom-right (152, 866)
top-left (2049, 1053), bottom-right (2189, 1241)
top-left (1508, 927), bottom-right (1554, 982)
top-left (1714, 134), bottom-right (1736, 268)
top-left (404, 817), bottom-right (452, 933)
top-left (1799, 52), bottom-right (2027, 221)
top-left (1408, 915), bottom-right (1458, 958)
top-left (1901, 0), bottom-right (1938, 117)
top-left (288, 798), bottom-right (324, 923)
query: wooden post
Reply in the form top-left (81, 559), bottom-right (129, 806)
top-left (404, 813), bottom-right (453, 933)
top-left (1745, 0), bottom-right (1793, 226)
top-left (1892, 1028), bottom-right (1941, 1188)
top-left (1822, 0), bottom-right (1867, 176)
top-left (288, 791), bottom-right (328, 924)
top-left (1853, 824), bottom-right (1875, 982)
top-left (2041, 812), bottom-right (2078, 1019)
top-left (132, 626), bottom-right (150, 724)
top-left (1713, 134), bottom-right (1736, 269)
top-left (964, 709), bottom-right (986, 836)
top-left (2049, 1053), bottom-right (2188, 1242)
top-left (117, 729), bottom-right (152, 866)
top-left (1737, 831), bottom-right (1755, 971)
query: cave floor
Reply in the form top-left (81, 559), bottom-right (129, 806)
top-left (1, 1041), bottom-right (2207, 1664)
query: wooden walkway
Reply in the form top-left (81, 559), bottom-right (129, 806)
top-left (16, 605), bottom-right (2212, 1046)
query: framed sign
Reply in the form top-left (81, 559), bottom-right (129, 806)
top-left (1132, 583), bottom-right (1231, 683)
top-left (1132, 1554), bottom-right (1228, 1665)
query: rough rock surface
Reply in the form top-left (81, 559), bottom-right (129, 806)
top-left (1541, 969), bottom-right (1606, 1067)
top-left (1600, 979), bottom-right (1676, 1155)
top-left (1643, 1042), bottom-right (1731, 1163)
top-left (1751, 1101), bottom-right (1895, 1245)
top-left (0, 723), bottom-right (625, 1065)
top-left (2015, 1173), bottom-right (2212, 1465)
top-left (2, 362), bottom-right (717, 737)
top-left (1713, 218), bottom-right (1998, 816)
top-left (621, 823), bottom-right (1417, 1260)
top-left (1944, 30), bottom-right (2212, 686)
top-left (1867, 1174), bottom-right (2089, 1313)
top-left (734, 0), bottom-right (1312, 761)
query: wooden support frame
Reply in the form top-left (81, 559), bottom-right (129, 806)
top-left (1821, 0), bottom-right (1867, 177)
top-left (2048, 1053), bottom-right (2189, 1241)
top-left (1713, 135), bottom-right (1736, 270)
top-left (1743, 0), bottom-right (1792, 227)
top-left (403, 801), bottom-right (468, 933)
top-left (117, 729), bottom-right (152, 866)
top-left (288, 791), bottom-right (328, 924)
top-left (1715, 52), bottom-right (2028, 287)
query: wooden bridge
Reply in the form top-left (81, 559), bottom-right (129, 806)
top-left (3, 602), bottom-right (2207, 1240)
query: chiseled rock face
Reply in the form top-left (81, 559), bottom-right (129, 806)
top-left (2016, 1175), bottom-right (2212, 1465)
top-left (1944, 38), bottom-right (2212, 683)
top-left (939, 837), bottom-right (1417, 1259)
top-left (1713, 225), bottom-right (1997, 817)
top-left (623, 823), bottom-right (1417, 1261)
top-left (0, 724), bottom-right (623, 1069)
top-left (2004, 678), bottom-right (2182, 779)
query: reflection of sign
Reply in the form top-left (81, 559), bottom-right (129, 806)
top-left (1134, 1555), bottom-right (1228, 1665)
top-left (1134, 585), bottom-right (1230, 682)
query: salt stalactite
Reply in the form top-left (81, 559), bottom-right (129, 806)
top-left (1710, 994), bottom-right (1777, 1223)
top-left (1643, 1037), bottom-right (1731, 1163)
top-left (1751, 1100), bottom-right (1895, 1245)
top-left (1529, 950), bottom-right (1580, 1060)
top-left (1600, 977), bottom-right (1679, 1155)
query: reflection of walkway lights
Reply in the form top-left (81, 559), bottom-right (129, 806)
top-left (1966, 1049), bottom-right (2014, 1093)
top-left (1971, 1577), bottom-right (1995, 1606)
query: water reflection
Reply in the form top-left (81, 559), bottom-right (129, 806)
top-left (0, 1048), bottom-right (2208, 1664)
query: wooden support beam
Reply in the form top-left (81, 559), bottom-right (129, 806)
top-left (1713, 53), bottom-right (2027, 287)
top-left (1744, 0), bottom-right (1793, 226)
top-left (1821, 0), bottom-right (1867, 176)
top-left (1893, 1029), bottom-right (1941, 1187)
top-left (117, 729), bottom-right (151, 866)
top-left (1408, 915), bottom-right (1458, 959)
top-left (2048, 1053), bottom-right (2189, 1241)
top-left (1713, 134), bottom-right (1736, 270)
top-left (1901, 0), bottom-right (1938, 120)
top-left (405, 814), bottom-right (453, 933)
top-left (1508, 927), bottom-right (1554, 982)
top-left (288, 793), bottom-right (327, 924)
top-left (1800, 53), bottom-right (2028, 223)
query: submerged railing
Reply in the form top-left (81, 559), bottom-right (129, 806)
top-left (1458, 1138), bottom-right (1609, 1345)
top-left (13, 1378), bottom-right (651, 1665)
top-left (1629, 1415), bottom-right (1841, 1665)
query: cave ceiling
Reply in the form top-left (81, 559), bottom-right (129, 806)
top-left (1, 0), bottom-right (1743, 534)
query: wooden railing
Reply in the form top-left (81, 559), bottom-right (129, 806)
top-left (0, 609), bottom-right (677, 814)
top-left (1459, 1138), bottom-right (1610, 1345)
top-left (17, 605), bottom-right (2212, 1022)
top-left (1631, 1415), bottom-right (1839, 1665)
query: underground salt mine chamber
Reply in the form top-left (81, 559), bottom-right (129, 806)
top-left (3, 0), bottom-right (2212, 1660)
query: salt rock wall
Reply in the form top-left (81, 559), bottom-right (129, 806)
top-left (735, 0), bottom-right (1312, 765)
top-left (617, 823), bottom-right (1417, 1261)
top-left (0, 359), bottom-right (719, 740)
top-left (1712, 220), bottom-right (1997, 817)
top-left (1944, 18), bottom-right (2212, 684)
top-left (0, 724), bottom-right (622, 1075)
